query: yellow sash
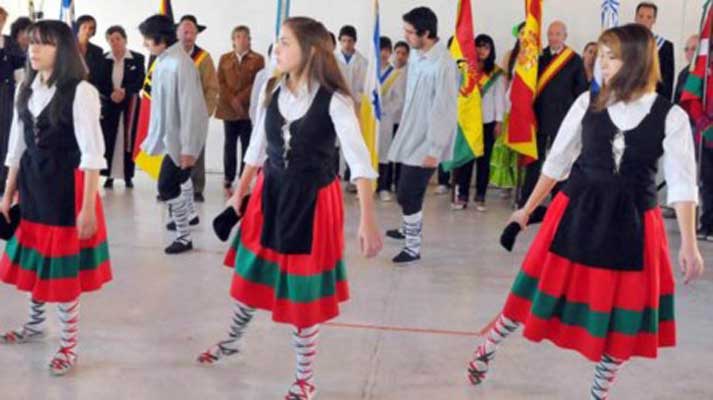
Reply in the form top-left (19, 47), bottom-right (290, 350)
top-left (535, 47), bottom-right (575, 98)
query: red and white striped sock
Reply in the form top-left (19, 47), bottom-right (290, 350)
top-left (467, 314), bottom-right (520, 385)
top-left (50, 299), bottom-right (80, 376)
top-left (1, 297), bottom-right (47, 344)
top-left (590, 354), bottom-right (625, 400)
top-left (286, 325), bottom-right (319, 399)
top-left (198, 300), bottom-right (256, 364)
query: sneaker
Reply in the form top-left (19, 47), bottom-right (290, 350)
top-left (194, 192), bottom-right (205, 203)
top-left (392, 249), bottom-right (421, 264)
top-left (378, 190), bottom-right (393, 202)
top-left (434, 185), bottom-right (450, 195)
top-left (386, 229), bottom-right (405, 240)
top-left (285, 379), bottom-right (317, 400)
top-left (346, 183), bottom-right (358, 193)
top-left (125, 179), bottom-right (134, 189)
top-left (49, 347), bottom-right (77, 376)
top-left (166, 216), bottom-right (200, 231)
top-left (451, 199), bottom-right (467, 210)
top-left (103, 178), bottom-right (114, 189)
top-left (165, 240), bottom-right (193, 254)
top-left (475, 201), bottom-right (487, 212)
top-left (467, 342), bottom-right (495, 386)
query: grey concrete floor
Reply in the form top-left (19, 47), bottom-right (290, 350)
top-left (0, 174), bottom-right (711, 400)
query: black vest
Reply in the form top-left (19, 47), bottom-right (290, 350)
top-left (260, 86), bottom-right (338, 254)
top-left (18, 80), bottom-right (82, 226)
top-left (550, 94), bottom-right (672, 271)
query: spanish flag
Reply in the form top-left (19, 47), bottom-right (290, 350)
top-left (681, 0), bottom-right (713, 144)
top-left (133, 0), bottom-right (174, 180)
top-left (358, 0), bottom-right (382, 172)
top-left (506, 0), bottom-right (541, 162)
top-left (443, 0), bottom-right (484, 171)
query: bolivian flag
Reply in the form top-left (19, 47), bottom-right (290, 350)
top-left (443, 0), bottom-right (484, 171)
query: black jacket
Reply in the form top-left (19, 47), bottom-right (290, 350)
top-left (97, 50), bottom-right (146, 104)
top-left (674, 65), bottom-right (689, 105)
top-left (657, 40), bottom-right (675, 101)
top-left (96, 50), bottom-right (146, 178)
top-left (83, 42), bottom-right (105, 88)
top-left (534, 47), bottom-right (588, 140)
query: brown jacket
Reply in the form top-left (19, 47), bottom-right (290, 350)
top-left (216, 50), bottom-right (265, 121)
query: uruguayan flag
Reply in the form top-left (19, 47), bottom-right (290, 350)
top-left (275, 0), bottom-right (291, 41)
top-left (601, 0), bottom-right (620, 30)
top-left (593, 0), bottom-right (620, 93)
top-left (60, 0), bottom-right (75, 29)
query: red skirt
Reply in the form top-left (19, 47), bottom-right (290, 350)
top-left (0, 170), bottom-right (112, 302)
top-left (224, 173), bottom-right (348, 328)
top-left (502, 193), bottom-right (675, 362)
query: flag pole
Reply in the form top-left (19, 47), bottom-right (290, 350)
top-left (699, 4), bottom-right (713, 186)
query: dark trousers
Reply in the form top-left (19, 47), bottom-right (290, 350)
top-left (392, 124), bottom-right (402, 190)
top-left (223, 119), bottom-right (252, 184)
top-left (397, 165), bottom-right (436, 215)
top-left (190, 147), bottom-right (206, 194)
top-left (518, 132), bottom-right (549, 207)
top-left (377, 164), bottom-right (393, 192)
top-left (438, 165), bottom-right (451, 187)
top-left (158, 156), bottom-right (193, 201)
top-left (700, 147), bottom-right (713, 230)
top-left (454, 122), bottom-right (496, 201)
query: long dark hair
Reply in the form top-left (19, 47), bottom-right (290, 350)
top-left (265, 17), bottom-right (351, 106)
top-left (592, 24), bottom-right (660, 111)
top-left (17, 21), bottom-right (88, 126)
top-left (475, 34), bottom-right (496, 74)
top-left (507, 22), bottom-right (526, 79)
top-left (10, 17), bottom-right (32, 43)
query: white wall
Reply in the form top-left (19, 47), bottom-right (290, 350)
top-left (1, 0), bottom-right (708, 173)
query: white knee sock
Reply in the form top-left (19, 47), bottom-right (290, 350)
top-left (403, 211), bottom-right (423, 256)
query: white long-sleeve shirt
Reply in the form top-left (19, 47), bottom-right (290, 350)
top-left (480, 71), bottom-right (506, 124)
top-left (141, 43), bottom-right (209, 163)
top-left (5, 78), bottom-right (106, 170)
top-left (335, 50), bottom-right (368, 106)
top-left (543, 92), bottom-right (698, 205)
top-left (378, 64), bottom-right (407, 163)
top-left (244, 78), bottom-right (377, 182)
top-left (248, 67), bottom-right (269, 123)
top-left (388, 40), bottom-right (459, 166)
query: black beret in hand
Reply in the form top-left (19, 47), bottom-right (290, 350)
top-left (0, 205), bottom-right (21, 241)
top-left (499, 205), bottom-right (549, 252)
top-left (213, 195), bottom-right (250, 242)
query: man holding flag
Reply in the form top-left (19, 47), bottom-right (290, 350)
top-left (519, 20), bottom-right (587, 206)
top-left (681, 0), bottom-right (713, 241)
top-left (386, 6), bottom-right (458, 264)
top-left (138, 14), bottom-right (209, 255)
